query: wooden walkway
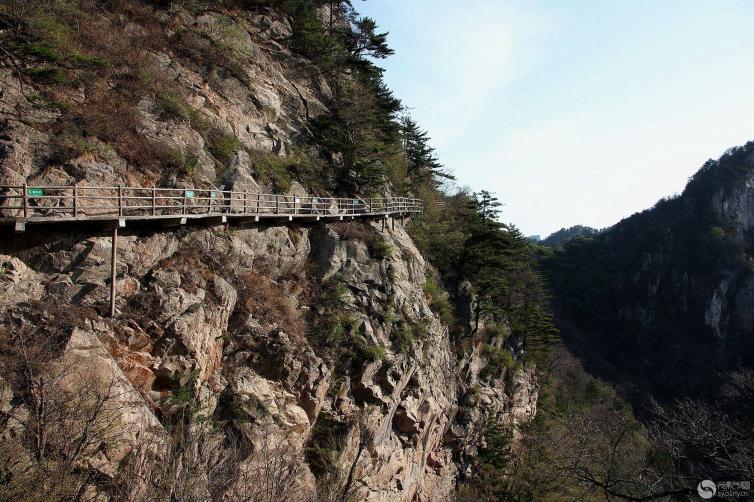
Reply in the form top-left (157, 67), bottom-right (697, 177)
top-left (0, 184), bottom-right (423, 231)
top-left (0, 183), bottom-right (423, 317)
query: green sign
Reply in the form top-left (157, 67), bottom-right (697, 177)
top-left (210, 192), bottom-right (216, 199)
top-left (27, 188), bottom-right (44, 197)
top-left (185, 190), bottom-right (194, 198)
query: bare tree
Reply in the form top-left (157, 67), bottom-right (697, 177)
top-left (0, 326), bottom-right (131, 501)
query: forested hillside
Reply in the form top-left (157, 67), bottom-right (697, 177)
top-left (539, 225), bottom-right (600, 247)
top-left (526, 144), bottom-right (754, 498)
top-left (543, 143), bottom-right (754, 399)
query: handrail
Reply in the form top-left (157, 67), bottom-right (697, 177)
top-left (0, 184), bottom-right (423, 222)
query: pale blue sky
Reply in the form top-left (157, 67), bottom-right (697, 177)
top-left (358, 0), bottom-right (754, 237)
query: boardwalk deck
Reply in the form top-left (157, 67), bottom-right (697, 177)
top-left (0, 184), bottom-right (423, 317)
top-left (0, 184), bottom-right (422, 229)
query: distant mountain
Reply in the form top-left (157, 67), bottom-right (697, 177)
top-left (542, 142), bottom-right (754, 400)
top-left (540, 225), bottom-right (599, 246)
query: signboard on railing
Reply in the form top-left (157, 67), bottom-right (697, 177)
top-left (185, 190), bottom-right (195, 198)
top-left (27, 188), bottom-right (44, 197)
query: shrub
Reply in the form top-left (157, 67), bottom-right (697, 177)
top-left (21, 41), bottom-right (60, 61)
top-left (484, 323), bottom-right (509, 341)
top-left (392, 325), bottom-right (414, 354)
top-left (357, 342), bottom-right (386, 363)
top-left (155, 88), bottom-right (195, 121)
top-left (208, 131), bottom-right (241, 165)
top-left (331, 222), bottom-right (395, 259)
top-left (247, 150), bottom-right (294, 193)
top-left (246, 147), bottom-right (328, 194)
top-left (305, 414), bottom-right (349, 476)
top-left (72, 53), bottom-right (109, 67)
top-left (368, 236), bottom-right (394, 259)
top-left (50, 132), bottom-right (100, 163)
top-left (162, 147), bottom-right (200, 175)
top-left (480, 344), bottom-right (518, 381)
top-left (24, 66), bottom-right (66, 84)
top-left (423, 277), bottom-right (454, 324)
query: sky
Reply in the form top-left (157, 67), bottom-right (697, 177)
top-left (357, 0), bottom-right (754, 237)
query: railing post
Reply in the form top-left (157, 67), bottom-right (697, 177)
top-left (22, 182), bottom-right (28, 218)
top-left (118, 185), bottom-right (123, 217)
top-left (294, 197), bottom-right (298, 215)
top-left (368, 198), bottom-right (372, 214)
top-left (152, 187), bottom-right (157, 216)
top-left (244, 190), bottom-right (248, 214)
top-left (275, 194), bottom-right (280, 214)
top-left (257, 193), bottom-right (261, 214)
top-left (183, 189), bottom-right (188, 215)
top-left (73, 184), bottom-right (78, 217)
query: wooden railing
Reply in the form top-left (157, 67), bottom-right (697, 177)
top-left (0, 184), bottom-right (423, 222)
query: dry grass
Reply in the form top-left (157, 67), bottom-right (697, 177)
top-left (331, 221), bottom-right (376, 242)
top-left (236, 271), bottom-right (306, 339)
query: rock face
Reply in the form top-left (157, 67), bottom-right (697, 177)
top-left (0, 218), bottom-right (536, 500)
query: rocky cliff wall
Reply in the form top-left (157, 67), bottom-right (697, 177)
top-left (0, 217), bottom-right (536, 500)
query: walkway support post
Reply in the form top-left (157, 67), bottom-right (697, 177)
top-left (152, 187), bottom-right (157, 216)
top-left (73, 184), bottom-right (78, 218)
top-left (110, 227), bottom-right (118, 318)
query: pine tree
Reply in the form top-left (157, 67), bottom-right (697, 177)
top-left (400, 116), bottom-right (454, 189)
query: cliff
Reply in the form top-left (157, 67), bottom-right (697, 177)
top-left (0, 2), bottom-right (536, 500)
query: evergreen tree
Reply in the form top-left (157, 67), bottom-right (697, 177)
top-left (400, 116), bottom-right (454, 189)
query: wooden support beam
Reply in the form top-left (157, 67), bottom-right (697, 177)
top-left (110, 227), bottom-right (118, 318)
